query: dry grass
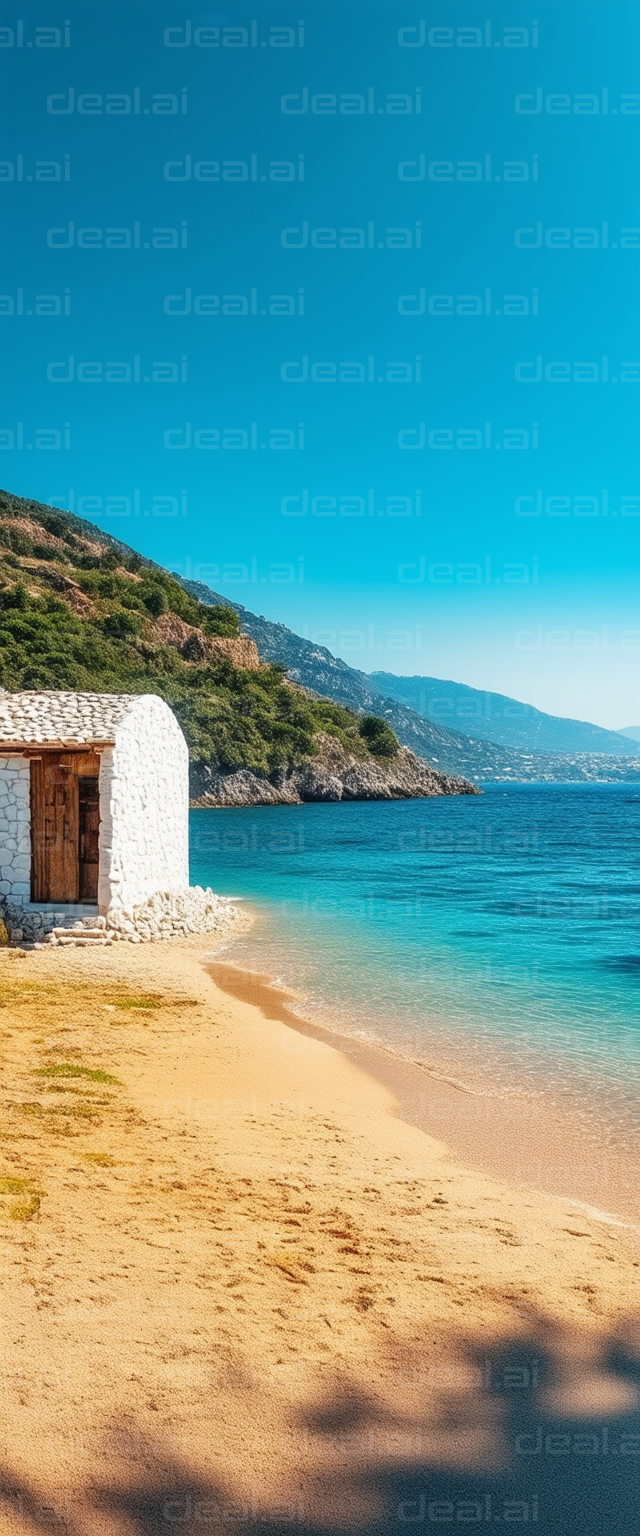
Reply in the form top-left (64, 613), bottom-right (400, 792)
top-left (33, 1063), bottom-right (121, 1084)
top-left (0, 1174), bottom-right (42, 1221)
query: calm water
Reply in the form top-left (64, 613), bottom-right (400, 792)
top-left (190, 784), bottom-right (640, 1146)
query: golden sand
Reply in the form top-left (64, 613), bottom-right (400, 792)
top-left (1, 938), bottom-right (638, 1534)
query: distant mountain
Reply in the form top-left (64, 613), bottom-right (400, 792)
top-left (617, 725), bottom-right (640, 743)
top-left (370, 672), bottom-right (640, 757)
top-left (181, 580), bottom-right (640, 785)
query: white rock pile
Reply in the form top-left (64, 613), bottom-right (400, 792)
top-left (104, 886), bottom-right (244, 944)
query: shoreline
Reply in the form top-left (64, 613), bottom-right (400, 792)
top-left (206, 958), bottom-right (640, 1227)
top-left (2, 935), bottom-right (639, 1534)
top-left (191, 782), bottom-right (640, 1219)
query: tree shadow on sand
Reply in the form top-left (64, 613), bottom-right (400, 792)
top-left (2, 1315), bottom-right (639, 1536)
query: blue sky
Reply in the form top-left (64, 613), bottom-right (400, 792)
top-left (1, 1), bottom-right (639, 726)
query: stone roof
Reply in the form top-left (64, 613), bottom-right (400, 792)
top-left (0, 691), bottom-right (146, 747)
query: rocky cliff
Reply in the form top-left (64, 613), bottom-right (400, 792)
top-left (152, 613), bottom-right (261, 669)
top-left (190, 732), bottom-right (480, 807)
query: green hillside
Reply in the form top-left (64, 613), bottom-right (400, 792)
top-left (0, 489), bottom-right (398, 777)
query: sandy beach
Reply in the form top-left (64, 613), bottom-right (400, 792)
top-left (1, 936), bottom-right (639, 1536)
top-left (208, 960), bottom-right (640, 1227)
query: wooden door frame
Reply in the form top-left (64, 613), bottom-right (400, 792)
top-left (29, 750), bottom-right (101, 904)
top-left (78, 773), bottom-right (100, 903)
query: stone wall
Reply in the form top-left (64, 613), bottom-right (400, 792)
top-left (0, 756), bottom-right (31, 900)
top-left (98, 694), bottom-right (190, 914)
top-left (0, 897), bottom-right (94, 946)
top-left (0, 694), bottom-right (191, 934)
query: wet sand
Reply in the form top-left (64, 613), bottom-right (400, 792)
top-left (207, 960), bottom-right (640, 1227)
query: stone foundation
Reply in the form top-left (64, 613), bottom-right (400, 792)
top-left (0, 897), bottom-right (89, 946)
top-left (1, 886), bottom-right (246, 949)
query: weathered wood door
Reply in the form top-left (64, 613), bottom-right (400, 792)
top-left (78, 776), bottom-right (100, 901)
top-left (30, 753), bottom-right (100, 903)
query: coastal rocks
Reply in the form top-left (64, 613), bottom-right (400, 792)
top-left (192, 767), bottom-right (300, 808)
top-left (295, 762), bottom-right (344, 801)
top-left (340, 763), bottom-right (397, 800)
top-left (190, 732), bottom-right (480, 808)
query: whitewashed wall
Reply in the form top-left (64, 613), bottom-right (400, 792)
top-left (0, 756), bottom-right (31, 900)
top-left (98, 694), bottom-right (190, 914)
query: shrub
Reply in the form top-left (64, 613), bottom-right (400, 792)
top-left (39, 512), bottom-right (67, 539)
top-left (121, 590), bottom-right (145, 612)
top-left (77, 572), bottom-right (140, 603)
top-left (358, 714), bottom-right (399, 758)
top-left (0, 524), bottom-right (34, 556)
top-left (102, 610), bottom-right (141, 639)
top-left (1, 583), bottom-right (30, 611)
top-left (32, 543), bottom-right (64, 562)
top-left (141, 585), bottom-right (169, 617)
top-left (77, 572), bottom-right (116, 598)
top-left (199, 603), bottom-right (240, 638)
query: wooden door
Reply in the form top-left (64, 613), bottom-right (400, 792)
top-left (30, 754), bottom-right (80, 902)
top-left (78, 777), bottom-right (100, 902)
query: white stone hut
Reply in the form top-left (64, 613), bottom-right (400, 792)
top-left (0, 692), bottom-right (189, 920)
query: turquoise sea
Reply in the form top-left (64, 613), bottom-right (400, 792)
top-left (190, 784), bottom-right (640, 1153)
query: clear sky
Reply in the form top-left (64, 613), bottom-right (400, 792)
top-left (1, 1), bottom-right (639, 727)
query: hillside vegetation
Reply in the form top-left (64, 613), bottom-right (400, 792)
top-left (181, 581), bottom-right (640, 784)
top-left (0, 489), bottom-right (399, 778)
